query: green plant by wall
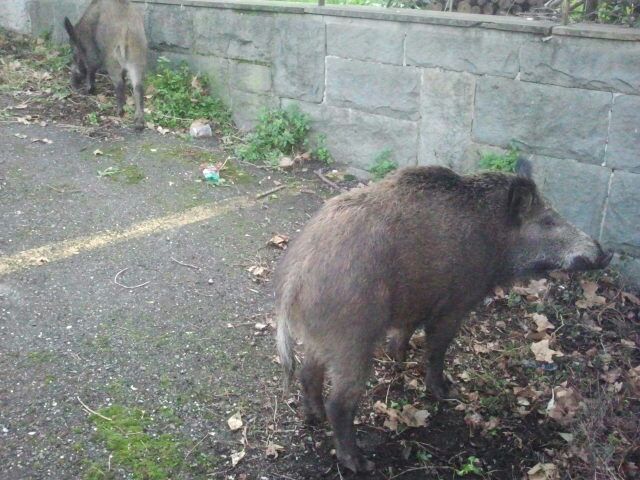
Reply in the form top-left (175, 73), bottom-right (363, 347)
top-left (313, 133), bottom-right (332, 164)
top-left (146, 57), bottom-right (232, 132)
top-left (478, 147), bottom-right (519, 173)
top-left (236, 106), bottom-right (310, 164)
top-left (368, 148), bottom-right (398, 180)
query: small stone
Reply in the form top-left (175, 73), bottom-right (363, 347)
top-left (208, 279), bottom-right (214, 285)
top-left (279, 156), bottom-right (294, 169)
top-left (189, 119), bottom-right (212, 138)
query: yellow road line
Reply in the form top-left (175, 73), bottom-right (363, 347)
top-left (0, 195), bottom-right (255, 277)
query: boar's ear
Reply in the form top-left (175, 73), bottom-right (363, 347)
top-left (507, 177), bottom-right (536, 224)
top-left (63, 17), bottom-right (78, 44)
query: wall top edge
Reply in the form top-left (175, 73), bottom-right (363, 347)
top-left (131, 0), bottom-right (639, 40)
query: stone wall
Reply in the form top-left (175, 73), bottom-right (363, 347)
top-left (2, 0), bottom-right (640, 285)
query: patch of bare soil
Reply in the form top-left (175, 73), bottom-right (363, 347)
top-left (0, 28), bottom-right (136, 139)
top-left (240, 272), bottom-right (638, 480)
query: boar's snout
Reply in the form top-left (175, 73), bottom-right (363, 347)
top-left (565, 241), bottom-right (612, 271)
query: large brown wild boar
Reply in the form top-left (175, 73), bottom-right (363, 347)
top-left (63, 0), bottom-right (147, 131)
top-left (275, 165), bottom-right (611, 473)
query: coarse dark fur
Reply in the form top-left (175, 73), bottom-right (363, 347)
top-left (275, 165), bottom-right (611, 473)
top-left (63, 0), bottom-right (147, 131)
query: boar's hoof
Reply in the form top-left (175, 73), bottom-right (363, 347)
top-left (339, 452), bottom-right (375, 473)
top-left (425, 376), bottom-right (458, 401)
top-left (303, 409), bottom-right (326, 426)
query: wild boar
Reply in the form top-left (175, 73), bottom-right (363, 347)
top-left (275, 165), bottom-right (611, 473)
top-left (63, 0), bottom-right (147, 131)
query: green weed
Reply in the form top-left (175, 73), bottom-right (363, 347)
top-left (455, 455), bottom-right (484, 476)
top-left (368, 148), bottom-right (397, 180)
top-left (89, 405), bottom-right (182, 480)
top-left (97, 165), bottom-right (145, 184)
top-left (313, 133), bottom-right (332, 164)
top-left (146, 57), bottom-right (233, 132)
top-left (236, 105), bottom-right (310, 164)
top-left (479, 147), bottom-right (519, 173)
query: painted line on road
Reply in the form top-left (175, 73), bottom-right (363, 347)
top-left (0, 195), bottom-right (255, 277)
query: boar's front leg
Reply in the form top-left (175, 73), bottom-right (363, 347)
top-left (326, 353), bottom-right (375, 473)
top-left (388, 326), bottom-right (415, 364)
top-left (423, 314), bottom-right (464, 399)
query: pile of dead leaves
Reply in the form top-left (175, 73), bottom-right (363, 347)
top-left (359, 271), bottom-right (639, 478)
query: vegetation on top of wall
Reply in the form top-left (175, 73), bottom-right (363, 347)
top-left (146, 57), bottom-right (233, 133)
top-left (479, 147), bottom-right (519, 173)
top-left (368, 148), bottom-right (398, 180)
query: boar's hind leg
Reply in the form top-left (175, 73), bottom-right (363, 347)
top-left (111, 70), bottom-right (126, 117)
top-left (326, 357), bottom-right (375, 473)
top-left (300, 355), bottom-right (326, 424)
top-left (423, 315), bottom-right (464, 400)
top-left (128, 69), bottom-right (145, 132)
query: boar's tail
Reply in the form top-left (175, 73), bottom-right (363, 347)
top-left (276, 314), bottom-right (296, 394)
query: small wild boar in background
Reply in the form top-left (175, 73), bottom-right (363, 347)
top-left (63, 0), bottom-right (147, 131)
top-left (275, 164), bottom-right (612, 473)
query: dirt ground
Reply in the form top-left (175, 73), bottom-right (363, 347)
top-left (1, 30), bottom-right (639, 480)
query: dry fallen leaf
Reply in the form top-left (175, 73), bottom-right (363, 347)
top-left (575, 280), bottom-right (606, 309)
top-left (531, 339), bottom-right (564, 363)
top-left (546, 385), bottom-right (582, 425)
top-left (512, 278), bottom-right (548, 300)
top-left (622, 291), bottom-right (640, 305)
top-left (268, 234), bottom-right (289, 250)
top-left (527, 462), bottom-right (559, 480)
top-left (230, 449), bottom-right (245, 467)
top-left (227, 412), bottom-right (243, 431)
top-left (93, 149), bottom-right (104, 156)
top-left (399, 405), bottom-right (429, 428)
top-left (532, 313), bottom-right (555, 332)
top-left (248, 265), bottom-right (269, 279)
top-left (254, 322), bottom-right (268, 331)
top-left (265, 442), bottom-right (284, 459)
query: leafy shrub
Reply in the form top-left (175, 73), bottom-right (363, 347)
top-left (236, 106), bottom-right (310, 164)
top-left (146, 57), bottom-right (232, 131)
top-left (479, 147), bottom-right (519, 173)
top-left (368, 148), bottom-right (397, 180)
top-left (313, 133), bottom-right (332, 164)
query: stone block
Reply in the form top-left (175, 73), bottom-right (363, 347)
top-left (282, 100), bottom-right (418, 170)
top-left (602, 171), bottom-right (640, 256)
top-left (419, 69), bottom-right (475, 169)
top-left (272, 15), bottom-right (325, 102)
top-left (611, 254), bottom-right (640, 289)
top-left (194, 9), bottom-right (274, 62)
top-left (229, 61), bottom-right (271, 94)
top-left (406, 24), bottom-right (531, 77)
top-left (229, 89), bottom-right (278, 131)
top-left (473, 77), bottom-right (611, 165)
top-left (147, 3), bottom-right (193, 50)
top-left (326, 57), bottom-right (420, 120)
top-left (606, 95), bottom-right (640, 173)
top-left (520, 36), bottom-right (640, 95)
top-left (527, 155), bottom-right (611, 239)
top-left (327, 18), bottom-right (405, 65)
top-left (1, 1), bottom-right (31, 34)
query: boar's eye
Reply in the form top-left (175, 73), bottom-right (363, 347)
top-left (541, 216), bottom-right (557, 227)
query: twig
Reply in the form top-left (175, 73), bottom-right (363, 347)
top-left (113, 268), bottom-right (150, 289)
top-left (185, 432), bottom-right (211, 460)
top-left (170, 257), bottom-right (199, 270)
top-left (77, 396), bottom-right (112, 421)
top-left (256, 185), bottom-right (285, 199)
top-left (314, 169), bottom-right (346, 193)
